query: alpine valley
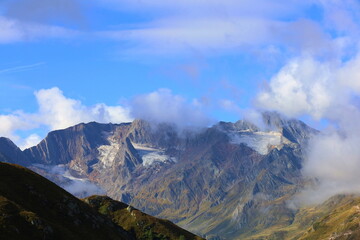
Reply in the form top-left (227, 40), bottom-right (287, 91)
top-left (1, 112), bottom-right (360, 239)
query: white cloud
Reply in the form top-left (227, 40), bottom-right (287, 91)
top-left (63, 180), bottom-right (105, 198)
top-left (35, 87), bottom-right (89, 130)
top-left (255, 1), bottom-right (360, 204)
top-left (130, 88), bottom-right (212, 128)
top-left (256, 57), bottom-right (335, 119)
top-left (19, 134), bottom-right (42, 150)
top-left (294, 126), bottom-right (360, 205)
top-left (34, 164), bottom-right (105, 197)
top-left (0, 87), bottom-right (132, 149)
top-left (256, 54), bottom-right (360, 205)
top-left (256, 53), bottom-right (360, 120)
top-left (34, 87), bottom-right (132, 131)
top-left (0, 87), bottom-right (214, 149)
top-left (0, 112), bottom-right (37, 142)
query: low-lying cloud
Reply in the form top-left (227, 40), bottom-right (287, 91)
top-left (0, 87), bottom-right (132, 149)
top-left (257, 56), bottom-right (360, 205)
top-left (32, 164), bottom-right (105, 198)
top-left (131, 88), bottom-right (213, 129)
top-left (0, 87), bottom-right (214, 149)
top-left (254, 0), bottom-right (360, 205)
top-left (34, 87), bottom-right (132, 130)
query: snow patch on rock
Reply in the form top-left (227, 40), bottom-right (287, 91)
top-left (132, 142), bottom-right (176, 167)
top-left (230, 131), bottom-right (289, 155)
top-left (97, 134), bottom-right (120, 167)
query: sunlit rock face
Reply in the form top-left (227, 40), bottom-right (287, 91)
top-left (1, 112), bottom-right (318, 239)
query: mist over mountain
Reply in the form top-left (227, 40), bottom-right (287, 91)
top-left (3, 110), bottom-right (360, 239)
top-left (1, 111), bottom-right (334, 239)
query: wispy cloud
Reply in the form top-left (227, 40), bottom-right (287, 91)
top-left (94, 1), bottom-right (342, 58)
top-left (0, 16), bottom-right (79, 43)
top-left (0, 0), bottom-right (351, 59)
top-left (3, 0), bottom-right (85, 26)
top-left (0, 62), bottom-right (45, 74)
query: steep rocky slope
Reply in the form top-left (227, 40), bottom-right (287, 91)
top-left (1, 112), bottom-right (319, 239)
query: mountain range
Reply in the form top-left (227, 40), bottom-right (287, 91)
top-left (1, 112), bottom-right (360, 239)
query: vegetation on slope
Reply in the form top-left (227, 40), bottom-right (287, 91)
top-left (84, 195), bottom-right (204, 240)
top-left (0, 162), bottom-right (132, 240)
top-left (0, 162), bottom-right (204, 240)
top-left (298, 195), bottom-right (360, 240)
top-left (241, 195), bottom-right (360, 240)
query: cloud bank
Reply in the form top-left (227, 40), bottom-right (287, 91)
top-left (0, 87), bottom-right (213, 149)
top-left (0, 87), bottom-right (132, 149)
top-left (256, 55), bottom-right (360, 205)
top-left (131, 88), bottom-right (212, 129)
top-left (254, 0), bottom-right (360, 205)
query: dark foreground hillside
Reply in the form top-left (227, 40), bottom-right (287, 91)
top-left (0, 162), bottom-right (203, 240)
top-left (85, 195), bottom-right (204, 240)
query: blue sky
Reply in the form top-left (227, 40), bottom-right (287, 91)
top-left (1, 0), bottom-right (360, 148)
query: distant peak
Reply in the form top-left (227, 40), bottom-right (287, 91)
top-left (0, 137), bottom-right (20, 150)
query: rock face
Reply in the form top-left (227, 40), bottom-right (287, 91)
top-left (0, 112), bottom-right (318, 239)
top-left (0, 137), bottom-right (30, 166)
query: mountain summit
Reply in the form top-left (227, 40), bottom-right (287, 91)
top-left (1, 113), bottom-right (318, 239)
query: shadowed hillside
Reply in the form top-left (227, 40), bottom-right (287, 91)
top-left (0, 162), bottom-right (203, 240)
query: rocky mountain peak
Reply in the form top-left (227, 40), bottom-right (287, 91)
top-left (261, 111), bottom-right (318, 145)
top-left (0, 137), bottom-right (29, 165)
top-left (0, 114), bottom-right (320, 239)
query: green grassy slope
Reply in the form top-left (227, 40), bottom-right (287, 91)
top-left (0, 162), bottom-right (132, 240)
top-left (240, 195), bottom-right (360, 240)
top-left (0, 162), bottom-right (204, 240)
top-left (298, 195), bottom-right (360, 240)
top-left (84, 195), bottom-right (205, 240)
